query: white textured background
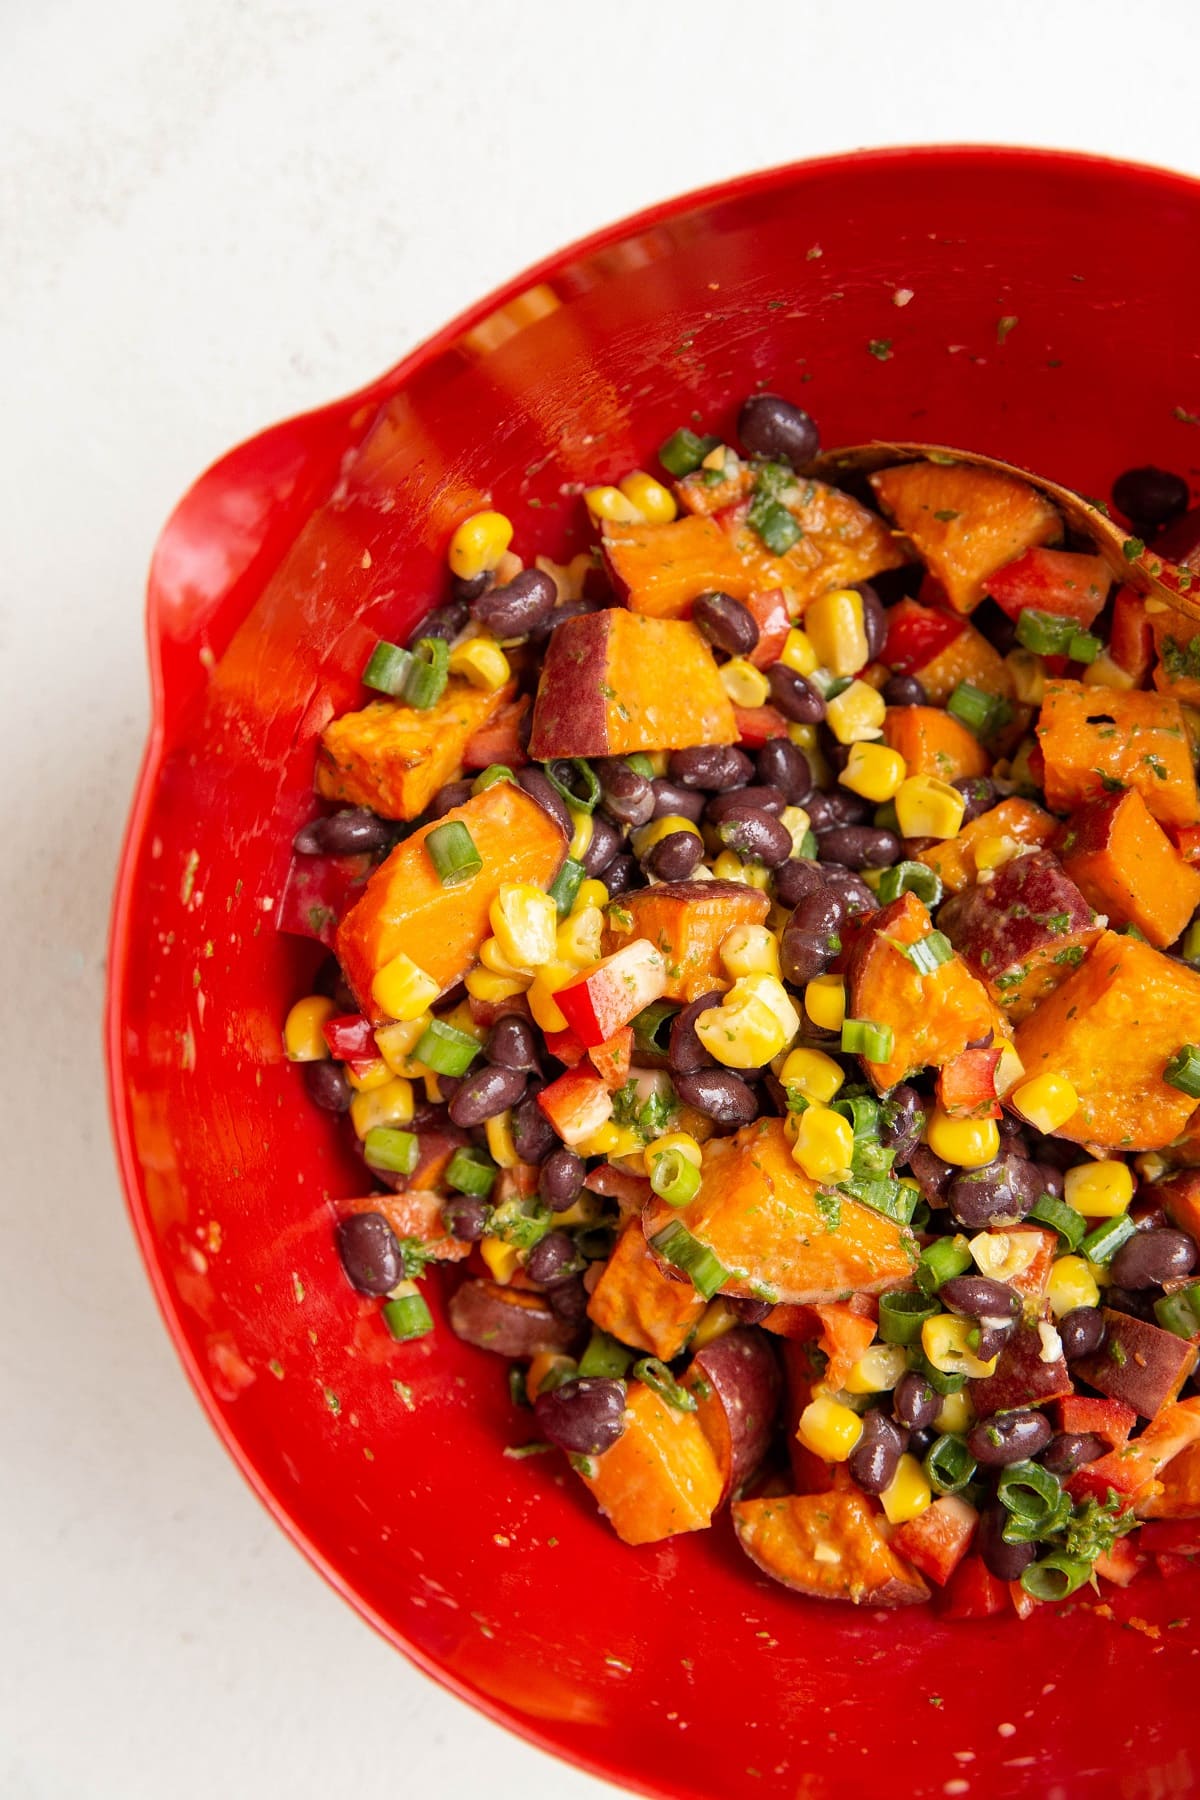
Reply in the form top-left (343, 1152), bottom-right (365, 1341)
top-left (3, 2), bottom-right (1199, 1795)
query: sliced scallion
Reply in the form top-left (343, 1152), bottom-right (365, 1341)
top-left (910, 1350), bottom-right (965, 1395)
top-left (631, 1357), bottom-right (697, 1412)
top-left (1154, 1282), bottom-right (1200, 1339)
top-left (625, 754), bottom-right (656, 780)
top-left (632, 999), bottom-right (679, 1059)
top-left (839, 1174), bottom-right (914, 1225)
top-left (947, 680), bottom-right (1012, 739)
top-left (413, 1018), bottom-right (480, 1077)
top-left (997, 1459), bottom-right (1063, 1535)
top-left (544, 758), bottom-right (600, 813)
top-left (916, 1235), bottom-right (974, 1294)
top-left (363, 639), bottom-right (413, 695)
top-left (659, 427), bottom-right (720, 477)
top-left (878, 1289), bottom-right (939, 1346)
top-left (876, 860), bottom-right (944, 908)
top-left (1080, 1214), bottom-right (1137, 1265)
top-left (1068, 630), bottom-right (1101, 665)
top-left (578, 1330), bottom-right (634, 1379)
top-left (548, 857), bottom-right (586, 917)
top-left (1029, 1193), bottom-right (1087, 1252)
top-left (381, 1290), bottom-right (433, 1341)
top-left (1164, 1044), bottom-right (1200, 1098)
top-left (362, 1127), bottom-right (420, 1174)
top-left (1020, 1553), bottom-right (1092, 1601)
top-left (403, 635), bottom-right (450, 709)
top-left (749, 496), bottom-right (801, 555)
top-left (445, 1146), bottom-right (498, 1199)
top-left (648, 1146), bottom-right (701, 1209)
top-left (901, 930), bottom-right (955, 976)
top-left (472, 763), bottom-right (516, 794)
top-left (650, 1221), bottom-right (729, 1301)
top-left (425, 820), bottom-right (483, 886)
top-left (924, 1432), bottom-right (977, 1495)
top-left (841, 1017), bottom-right (895, 1062)
top-left (1015, 609), bottom-right (1079, 656)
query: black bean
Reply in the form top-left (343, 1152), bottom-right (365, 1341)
top-left (978, 1504), bottom-right (1037, 1582)
top-left (819, 825), bottom-right (900, 869)
top-left (335, 1212), bottom-right (403, 1296)
top-left (595, 758), bottom-right (655, 828)
top-left (881, 675), bottom-right (926, 707)
top-left (773, 858), bottom-right (827, 907)
top-left (429, 780), bottom-right (474, 816)
top-left (848, 1409), bottom-right (906, 1495)
top-left (880, 1084), bottom-right (926, 1165)
top-left (822, 786), bottom-right (874, 826)
top-left (512, 1092), bottom-right (557, 1163)
top-left (411, 599), bottom-right (469, 644)
top-left (650, 778), bottom-right (707, 823)
top-left (668, 745), bottom-right (754, 790)
top-left (716, 804), bottom-right (793, 868)
top-left (820, 865), bottom-right (876, 914)
top-left (528, 598), bottom-right (598, 645)
top-left (448, 1065), bottom-right (527, 1128)
top-left (293, 807), bottom-right (395, 857)
top-left (854, 583), bottom-right (888, 662)
top-left (706, 785), bottom-right (786, 823)
top-left (600, 855), bottom-right (639, 896)
top-left (1112, 465), bottom-right (1190, 532)
top-left (767, 664), bottom-right (826, 722)
top-left (908, 1146), bottom-right (954, 1203)
top-left (804, 792), bottom-right (840, 834)
top-left (968, 1409), bottom-right (1053, 1468)
top-left (975, 1320), bottom-right (1016, 1363)
top-left (757, 737), bottom-right (813, 805)
top-left (731, 1298), bottom-right (773, 1324)
top-left (1105, 1284), bottom-right (1159, 1324)
top-left (1110, 1228), bottom-right (1198, 1290)
top-left (894, 1371), bottom-right (940, 1432)
top-left (953, 779), bottom-right (999, 829)
top-left (780, 887), bottom-right (845, 987)
top-left (581, 811), bottom-right (622, 876)
top-left (486, 1014), bottom-right (540, 1074)
top-left (539, 1146), bottom-right (585, 1212)
top-left (973, 603), bottom-right (1016, 656)
top-left (1040, 1431), bottom-right (1107, 1478)
top-left (470, 568), bottom-right (557, 639)
top-left (1034, 1161), bottom-right (1065, 1200)
top-left (692, 591), bottom-right (760, 657)
top-left (668, 991), bottom-right (723, 1074)
top-left (906, 1426), bottom-right (937, 1461)
top-left (534, 1376), bottom-right (627, 1455)
top-left (672, 1067), bottom-right (759, 1127)
top-left (517, 766), bottom-right (573, 837)
top-left (441, 1196), bottom-right (489, 1242)
top-left (646, 831), bottom-right (703, 882)
top-left (547, 1276), bottom-right (589, 1324)
top-left (526, 1230), bottom-right (579, 1286)
top-left (1059, 1305), bottom-right (1107, 1361)
top-left (737, 392), bottom-right (820, 465)
top-left (947, 1155), bottom-right (1040, 1231)
top-left (940, 1275), bottom-right (1021, 1323)
top-left (302, 1059), bottom-right (353, 1114)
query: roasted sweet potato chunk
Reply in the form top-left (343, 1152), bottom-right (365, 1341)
top-left (316, 679), bottom-right (516, 821)
top-left (1037, 680), bottom-right (1200, 828)
top-left (938, 849), bottom-right (1099, 1022)
top-left (603, 515), bottom-right (757, 618)
top-left (683, 1328), bottom-right (781, 1500)
top-left (1060, 788), bottom-right (1200, 949)
top-left (600, 880), bottom-right (770, 1001)
top-left (586, 1220), bottom-right (707, 1360)
top-left (1137, 1442), bottom-right (1200, 1518)
top-left (577, 1379), bottom-right (723, 1545)
top-left (881, 705), bottom-right (989, 782)
top-left (732, 1491), bottom-right (929, 1606)
top-left (917, 796), bottom-right (1057, 895)
top-left (869, 461), bottom-right (1061, 614)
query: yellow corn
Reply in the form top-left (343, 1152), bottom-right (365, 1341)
top-left (631, 813), bottom-right (703, 858)
top-left (440, 1000), bottom-right (482, 1042)
top-left (974, 833), bottom-right (1024, 876)
top-left (880, 1453), bottom-right (932, 1524)
top-left (720, 922), bottom-right (781, 979)
top-left (481, 1237), bottom-right (521, 1284)
top-left (805, 589), bottom-right (869, 677)
top-left (804, 974), bottom-right (846, 1032)
top-left (479, 935), bottom-right (534, 978)
top-left (646, 1131), bottom-right (703, 1171)
top-left (490, 882), bottom-right (558, 969)
top-left (926, 1109), bottom-right (1000, 1168)
top-left (1064, 1158), bottom-right (1133, 1218)
top-left (556, 905), bottom-right (604, 968)
top-left (526, 959), bottom-right (578, 1032)
top-left (860, 868), bottom-right (885, 894)
top-left (567, 806), bottom-right (594, 862)
top-left (283, 994), bottom-right (336, 1061)
top-left (573, 878), bottom-right (610, 916)
top-left (448, 509), bottom-right (513, 581)
top-left (933, 1389), bottom-right (974, 1435)
top-left (839, 741), bottom-right (907, 802)
top-left (1011, 1072), bottom-right (1079, 1134)
top-left (465, 966), bottom-right (529, 1003)
top-left (619, 470), bottom-right (677, 523)
top-left (790, 1103), bottom-right (855, 1183)
top-left (797, 1394), bottom-right (863, 1462)
top-left (786, 722), bottom-right (820, 754)
top-left (1083, 650), bottom-right (1137, 691)
top-left (1047, 1254), bottom-right (1101, 1319)
top-left (372, 951), bottom-right (441, 1022)
top-left (780, 1045), bottom-right (845, 1104)
top-left (583, 483), bottom-right (644, 524)
top-left (346, 1057), bottom-right (393, 1092)
top-left (780, 627), bottom-right (819, 677)
top-left (1137, 1152), bottom-right (1170, 1185)
top-left (1005, 648), bottom-right (1046, 706)
top-left (825, 678), bottom-right (887, 744)
top-left (1006, 737), bottom-right (1042, 793)
top-left (691, 1297), bottom-right (741, 1350)
top-left (700, 443), bottom-right (731, 471)
top-left (710, 849), bottom-right (771, 888)
top-left (695, 975), bottom-right (798, 1068)
top-left (720, 658), bottom-right (771, 708)
top-left (374, 1013), bottom-right (432, 1076)
top-left (921, 1314), bottom-right (998, 1380)
top-left (448, 637), bottom-right (511, 692)
top-left (895, 774), bottom-right (966, 840)
top-left (969, 1229), bottom-right (1040, 1284)
top-left (779, 804), bottom-right (812, 851)
top-left (992, 1041), bottom-right (1026, 1097)
top-left (349, 1075), bottom-right (415, 1139)
top-left (575, 1119), bottom-right (642, 1159)
top-left (845, 1344), bottom-right (908, 1395)
top-left (485, 1110), bottom-right (519, 1169)
top-left (552, 1192), bottom-right (604, 1230)
top-left (1088, 1257), bottom-right (1112, 1289)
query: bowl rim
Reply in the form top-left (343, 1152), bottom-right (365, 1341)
top-left (105, 142), bottom-right (1200, 1800)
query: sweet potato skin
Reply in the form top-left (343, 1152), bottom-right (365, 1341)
top-left (578, 1379), bottom-right (723, 1545)
top-left (600, 880), bottom-right (770, 1001)
top-left (528, 609), bottom-right (736, 759)
top-left (586, 1220), bottom-right (707, 1360)
top-left (448, 1278), bottom-right (578, 1359)
top-left (1070, 1312), bottom-right (1198, 1420)
top-left (881, 705), bottom-right (989, 782)
top-left (917, 796), bottom-right (1056, 895)
top-left (869, 461), bottom-right (1061, 614)
top-left (732, 1491), bottom-right (929, 1606)
top-left (684, 1328), bottom-right (781, 1500)
top-left (1036, 680), bottom-right (1200, 828)
top-left (1012, 929), bottom-right (1200, 1150)
top-left (316, 679), bottom-right (516, 820)
top-left (1060, 788), bottom-right (1200, 949)
top-left (968, 1321), bottom-right (1073, 1416)
top-left (937, 849), bottom-right (1099, 1022)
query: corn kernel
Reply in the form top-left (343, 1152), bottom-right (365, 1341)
top-left (448, 636), bottom-right (511, 692)
top-left (490, 883), bottom-right (558, 969)
top-left (619, 470), bottom-right (677, 523)
top-left (691, 1297), bottom-right (741, 1350)
top-left (880, 1453), bottom-right (932, 1524)
top-left (720, 922), bottom-right (781, 980)
top-left (933, 1389), bottom-right (974, 1435)
top-left (349, 1075), bottom-right (415, 1139)
top-left (969, 1229), bottom-right (1040, 1283)
top-left (895, 774), bottom-right (966, 840)
top-left (844, 1344), bottom-right (908, 1395)
top-left (374, 1013), bottom-right (432, 1076)
top-left (780, 627), bottom-right (819, 677)
top-left (720, 657), bottom-right (771, 708)
top-left (992, 1041), bottom-right (1025, 1097)
top-left (631, 814), bottom-right (703, 858)
top-left (556, 905), bottom-right (604, 968)
top-left (926, 1109), bottom-right (1000, 1168)
top-left (700, 443), bottom-right (731, 471)
top-left (839, 741), bottom-right (907, 802)
top-left (780, 1046), bottom-right (845, 1104)
top-left (786, 722), bottom-right (820, 753)
top-left (921, 1314), bottom-right (998, 1379)
top-left (485, 1110), bottom-right (519, 1169)
top-left (805, 589), bottom-right (869, 677)
top-left (1137, 1152), bottom-right (1169, 1185)
top-left (1088, 1257), bottom-right (1112, 1289)
top-left (372, 951), bottom-right (441, 1022)
top-left (790, 1103), bottom-right (855, 1183)
top-left (575, 1120), bottom-right (642, 1159)
top-left (1005, 648), bottom-right (1046, 706)
top-left (573, 878), bottom-right (610, 916)
top-left (526, 959), bottom-right (578, 1032)
top-left (448, 509), bottom-right (513, 581)
top-left (583, 483), bottom-right (644, 524)
top-left (1047, 1254), bottom-right (1101, 1319)
top-left (465, 966), bottom-right (529, 1003)
top-left (974, 833), bottom-right (1024, 875)
top-left (479, 935), bottom-right (535, 978)
top-left (346, 1057), bottom-right (393, 1092)
top-left (552, 1193), bottom-right (603, 1230)
top-left (1011, 1072), bottom-right (1079, 1134)
top-left (1083, 650), bottom-right (1137, 691)
top-left (826, 678), bottom-right (886, 744)
top-left (283, 994), bottom-right (336, 1061)
top-left (779, 805), bottom-right (812, 850)
top-left (804, 974), bottom-right (846, 1032)
top-left (566, 806), bottom-right (594, 862)
top-left (646, 1131), bottom-right (704, 1171)
top-left (1064, 1158), bottom-right (1133, 1218)
top-left (695, 975), bottom-right (798, 1068)
top-left (710, 849), bottom-right (770, 888)
top-left (481, 1237), bottom-right (521, 1284)
top-left (797, 1394), bottom-right (863, 1462)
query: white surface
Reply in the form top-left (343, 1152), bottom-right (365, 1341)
top-left (3, 2), bottom-right (1199, 1796)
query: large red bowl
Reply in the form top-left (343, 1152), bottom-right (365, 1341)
top-left (108, 147), bottom-right (1200, 1799)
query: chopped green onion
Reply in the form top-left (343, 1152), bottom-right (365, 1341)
top-left (997, 1460), bottom-right (1063, 1533)
top-left (625, 754), bottom-right (656, 780)
top-left (472, 763), bottom-right (515, 794)
top-left (850, 1138), bottom-right (896, 1181)
top-left (1080, 1214), bottom-right (1137, 1265)
top-left (832, 1093), bottom-right (882, 1137)
top-left (798, 828), bottom-right (820, 859)
top-left (1068, 631), bottom-right (1101, 665)
top-left (910, 1349), bottom-right (966, 1395)
top-left (544, 758), bottom-right (600, 812)
top-left (650, 1221), bottom-right (729, 1300)
top-left (578, 1330), bottom-right (634, 1379)
top-left (568, 1451), bottom-right (597, 1479)
top-left (413, 1018), bottom-right (480, 1077)
top-left (916, 1235), bottom-right (974, 1295)
top-left (648, 1146), bottom-right (702, 1208)
top-left (659, 427), bottom-right (720, 477)
top-left (363, 639), bottom-right (413, 695)
top-left (632, 1000), bottom-right (679, 1059)
top-left (508, 1363), bottom-right (532, 1409)
top-left (362, 1127), bottom-right (420, 1174)
top-left (425, 820), bottom-right (483, 886)
top-left (403, 636), bottom-right (450, 709)
top-left (1181, 920), bottom-right (1200, 967)
top-left (901, 930), bottom-right (955, 975)
top-left (878, 1289), bottom-right (939, 1346)
top-left (1029, 1193), bottom-right (1087, 1252)
top-left (747, 494), bottom-right (801, 554)
top-left (548, 858), bottom-right (586, 917)
top-left (397, 1237), bottom-right (433, 1280)
top-left (1165, 1044), bottom-right (1200, 1098)
top-left (489, 1195), bottom-right (552, 1250)
top-left (841, 1018), bottom-right (895, 1062)
top-left (840, 1175), bottom-right (915, 1226)
top-left (1154, 1282), bottom-right (1200, 1339)
top-left (874, 800), bottom-right (900, 833)
top-left (632, 1357), bottom-right (697, 1411)
top-left (1020, 1553), bottom-right (1092, 1601)
top-left (909, 1198), bottom-right (932, 1233)
top-left (876, 861), bottom-right (944, 908)
top-left (1015, 609), bottom-right (1080, 656)
top-left (445, 1146), bottom-right (498, 1199)
top-left (503, 1441), bottom-right (555, 1459)
top-left (381, 1291), bottom-right (434, 1341)
top-left (532, 1358), bottom-right (578, 1396)
top-left (924, 1432), bottom-right (977, 1495)
top-left (947, 681), bottom-right (1013, 739)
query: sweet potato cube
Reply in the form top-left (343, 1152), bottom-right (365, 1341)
top-left (603, 515), bottom-right (758, 619)
top-left (316, 679), bottom-right (515, 821)
top-left (528, 609), bottom-right (736, 759)
top-left (918, 796), bottom-right (1057, 895)
top-left (1037, 680), bottom-right (1200, 828)
top-left (336, 780), bottom-right (566, 1014)
top-left (904, 618), bottom-right (1015, 706)
top-left (577, 1379), bottom-right (723, 1545)
top-left (869, 461), bottom-right (1061, 614)
top-left (732, 1491), bottom-right (930, 1607)
top-left (968, 1321), bottom-right (1073, 1415)
top-left (718, 478), bottom-right (905, 608)
top-left (938, 849), bottom-right (1100, 1022)
top-left (600, 880), bottom-right (770, 1001)
top-left (1070, 1313), bottom-right (1198, 1420)
top-left (881, 705), bottom-right (990, 782)
top-left (1012, 930), bottom-right (1200, 1150)
top-left (1060, 789), bottom-right (1200, 949)
top-left (641, 1118), bottom-right (915, 1306)
top-left (1158, 1171), bottom-right (1200, 1239)
top-left (1150, 603), bottom-right (1200, 708)
top-left (1137, 1442), bottom-right (1200, 1517)
top-left (684, 1328), bottom-right (781, 1500)
top-left (586, 1221), bottom-right (707, 1360)
top-left (847, 890), bottom-right (1008, 1090)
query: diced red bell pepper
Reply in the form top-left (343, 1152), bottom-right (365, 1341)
top-left (323, 1012), bottom-right (377, 1061)
top-left (462, 695), bottom-right (531, 771)
top-left (940, 1555), bottom-right (1010, 1620)
top-left (882, 597), bottom-right (967, 675)
top-left (1068, 1398), bottom-right (1200, 1503)
top-left (1138, 1520), bottom-right (1200, 1556)
top-left (535, 1069), bottom-right (614, 1146)
top-left (588, 1025), bottom-right (634, 1088)
top-left (891, 1495), bottom-right (978, 1588)
top-left (1055, 1394), bottom-right (1137, 1451)
top-left (936, 1047), bottom-right (1002, 1120)
top-left (1173, 826), bottom-right (1200, 867)
top-left (554, 939), bottom-right (669, 1047)
top-left (1110, 585), bottom-right (1154, 682)
top-left (1009, 1580), bottom-right (1038, 1620)
top-left (744, 589), bottom-right (793, 669)
top-left (733, 703), bottom-right (792, 748)
top-left (543, 1026), bottom-right (587, 1068)
top-left (1093, 1537), bottom-right (1145, 1587)
top-left (277, 851), bottom-right (374, 946)
top-left (987, 548), bottom-right (1111, 628)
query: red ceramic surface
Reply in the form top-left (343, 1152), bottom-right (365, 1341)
top-left (108, 148), bottom-right (1200, 1799)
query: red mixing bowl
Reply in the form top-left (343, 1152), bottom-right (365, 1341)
top-left (108, 146), bottom-right (1200, 1799)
